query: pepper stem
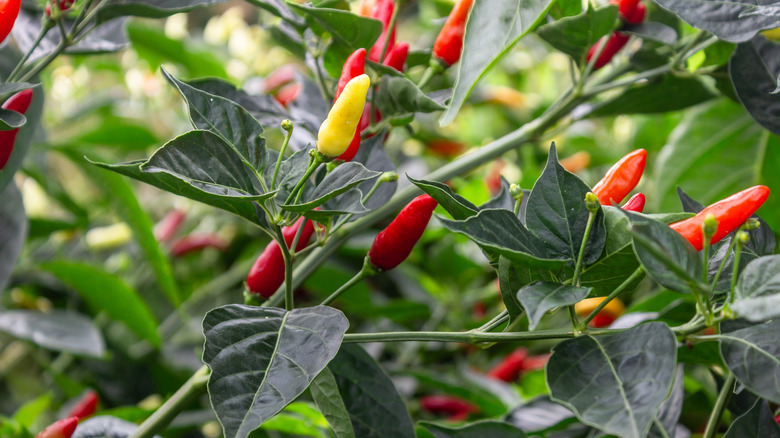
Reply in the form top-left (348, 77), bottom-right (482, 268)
top-left (271, 120), bottom-right (294, 191)
top-left (578, 267), bottom-right (643, 331)
top-left (320, 258), bottom-right (376, 306)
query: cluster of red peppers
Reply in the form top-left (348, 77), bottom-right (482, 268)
top-left (35, 390), bottom-right (98, 438)
top-left (586, 0), bottom-right (647, 70)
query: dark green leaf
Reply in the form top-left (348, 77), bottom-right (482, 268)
top-left (126, 23), bottom-right (227, 78)
top-left (352, 132), bottom-right (397, 212)
top-left (326, 344), bottom-right (414, 438)
top-left (310, 369), bottom-right (356, 438)
top-left (537, 5), bottom-right (619, 63)
top-left (188, 78), bottom-right (288, 130)
top-left (202, 305), bottom-right (348, 438)
top-left (410, 177), bottom-right (478, 220)
top-left (652, 0), bottom-right (780, 43)
top-left (724, 399), bottom-right (780, 438)
top-left (304, 188), bottom-right (369, 220)
top-left (547, 322), bottom-right (677, 438)
top-left (624, 22), bottom-right (678, 45)
top-left (648, 365), bottom-right (684, 438)
top-left (72, 415), bottom-right (153, 438)
top-left (525, 144), bottom-right (606, 264)
top-left (283, 162), bottom-right (380, 213)
top-left (718, 319), bottom-right (780, 404)
top-left (439, 209), bottom-right (569, 269)
top-left (623, 210), bottom-right (705, 294)
top-left (0, 82), bottom-right (36, 98)
top-left (732, 255), bottom-right (780, 321)
top-left (479, 177), bottom-right (520, 213)
top-left (0, 183), bottom-right (26, 292)
top-left (441, 0), bottom-right (556, 125)
top-left (585, 76), bottom-right (717, 118)
top-left (98, 0), bottom-right (229, 22)
top-left (420, 421), bottom-right (527, 438)
top-left (504, 396), bottom-right (580, 435)
top-left (42, 262), bottom-right (161, 348)
top-left (517, 282), bottom-right (591, 330)
top-left (730, 36), bottom-right (780, 136)
top-left (375, 76), bottom-right (445, 117)
top-left (497, 256), bottom-right (532, 323)
top-left (0, 109), bottom-right (25, 131)
top-left (0, 310), bottom-right (105, 358)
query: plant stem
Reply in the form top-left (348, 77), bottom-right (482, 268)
top-left (579, 267), bottom-right (643, 330)
top-left (475, 310), bottom-right (509, 332)
top-left (129, 365), bottom-right (211, 438)
top-left (271, 122), bottom-right (293, 191)
top-left (283, 155), bottom-right (320, 206)
top-left (342, 327), bottom-right (612, 344)
top-left (7, 21), bottom-right (53, 82)
top-left (710, 237), bottom-right (738, 289)
top-left (273, 225), bottom-right (295, 311)
top-left (378, 0), bottom-right (400, 63)
top-left (702, 372), bottom-right (735, 438)
top-left (321, 268), bottom-right (368, 306)
top-left (289, 218), bottom-right (310, 258)
top-left (572, 210), bottom-right (596, 287)
top-left (729, 238), bottom-right (745, 303)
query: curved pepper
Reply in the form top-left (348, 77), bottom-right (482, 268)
top-left (367, 0), bottom-right (396, 62)
top-left (317, 74), bottom-right (370, 158)
top-left (621, 192), bottom-right (645, 212)
top-left (591, 149), bottom-right (646, 205)
top-left (420, 395), bottom-right (479, 420)
top-left (0, 0), bottom-right (21, 45)
top-left (586, 31), bottom-right (631, 70)
top-left (432, 0), bottom-right (474, 66)
top-left (0, 89), bottom-right (33, 170)
top-left (383, 41), bottom-right (409, 72)
top-left (67, 390), bottom-right (99, 420)
top-left (36, 417), bottom-right (78, 438)
top-left (670, 185), bottom-right (770, 251)
top-left (368, 194), bottom-right (438, 270)
top-left (247, 217), bottom-right (315, 298)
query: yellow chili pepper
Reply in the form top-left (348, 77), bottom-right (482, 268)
top-left (317, 74), bottom-right (370, 157)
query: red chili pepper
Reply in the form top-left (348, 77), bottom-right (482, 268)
top-left (522, 354), bottom-right (550, 371)
top-left (0, 0), bottom-right (21, 45)
top-left (487, 347), bottom-right (528, 382)
top-left (335, 48), bottom-right (366, 101)
top-left (383, 41), bottom-right (409, 72)
top-left (274, 83), bottom-right (300, 108)
top-left (247, 217), bottom-right (316, 298)
top-left (264, 65), bottom-right (296, 94)
top-left (45, 0), bottom-right (75, 17)
top-left (170, 234), bottom-right (229, 257)
top-left (0, 89), bottom-right (33, 171)
top-left (154, 209), bottom-right (186, 242)
top-left (484, 159), bottom-right (505, 196)
top-left (624, 2), bottom-right (646, 24)
top-left (586, 31), bottom-right (631, 70)
top-left (621, 192), bottom-right (645, 212)
top-left (432, 0), bottom-right (474, 66)
top-left (367, 195), bottom-right (438, 271)
top-left (669, 185), bottom-right (770, 251)
top-left (591, 149), bottom-right (646, 205)
top-left (67, 390), bottom-right (98, 420)
top-left (36, 417), bottom-right (78, 438)
top-left (420, 395), bottom-right (479, 419)
top-left (367, 0), bottom-right (396, 63)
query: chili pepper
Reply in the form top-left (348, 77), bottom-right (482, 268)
top-left (487, 347), bottom-right (528, 382)
top-left (383, 41), bottom-right (409, 72)
top-left (586, 31), bottom-right (631, 70)
top-left (170, 233), bottom-right (229, 257)
top-left (591, 149), bottom-right (646, 205)
top-left (36, 417), bottom-right (78, 438)
top-left (154, 209), bottom-right (186, 242)
top-left (274, 83), bottom-right (301, 108)
top-left (247, 217), bottom-right (315, 298)
top-left (559, 151), bottom-right (591, 173)
top-left (45, 0), bottom-right (75, 17)
top-left (484, 159), bottom-right (505, 196)
top-left (335, 48), bottom-right (366, 100)
top-left (367, 0), bottom-right (396, 63)
top-left (624, 3), bottom-right (646, 24)
top-left (669, 185), bottom-right (770, 251)
top-left (0, 0), bottom-right (21, 45)
top-left (522, 353), bottom-right (550, 371)
top-left (263, 65), bottom-right (296, 93)
top-left (0, 89), bottom-right (33, 170)
top-left (574, 297), bottom-right (625, 328)
top-left (420, 395), bottom-right (479, 419)
top-left (621, 192), bottom-right (645, 212)
top-left (432, 0), bottom-right (474, 66)
top-left (427, 138), bottom-right (465, 158)
top-left (67, 390), bottom-right (98, 420)
top-left (317, 74), bottom-right (370, 158)
top-left (367, 194), bottom-right (438, 271)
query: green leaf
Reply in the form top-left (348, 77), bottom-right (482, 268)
top-left (516, 282), bottom-right (591, 330)
top-left (375, 76), bottom-right (445, 117)
top-left (724, 399), bottom-right (780, 438)
top-left (98, 0), bottom-right (230, 22)
top-left (585, 76), bottom-right (717, 118)
top-left (440, 0), bottom-right (556, 125)
top-left (0, 82), bottom-right (36, 98)
top-left (652, 0), bottom-right (780, 43)
top-left (0, 310), bottom-right (105, 358)
top-left (504, 396), bottom-right (578, 435)
top-left (326, 344), bottom-right (414, 438)
top-left (0, 183), bottom-right (26, 293)
top-left (202, 305), bottom-right (349, 438)
top-left (72, 416), bottom-right (151, 437)
top-left (497, 256), bottom-right (533, 323)
top-left (420, 421), bottom-right (528, 438)
top-left (126, 23), bottom-right (227, 78)
top-left (141, 130), bottom-right (272, 200)
top-left (42, 262), bottom-right (161, 348)
top-left (649, 365), bottom-right (684, 438)
top-left (547, 322), bottom-right (677, 438)
top-left (439, 209), bottom-right (569, 269)
top-left (536, 5), bottom-right (619, 63)
top-left (283, 162), bottom-right (381, 213)
top-left (161, 67), bottom-right (268, 173)
top-left (718, 320), bottom-right (780, 404)
top-left (410, 177), bottom-right (479, 220)
top-left (731, 255), bottom-right (780, 321)
top-left (525, 144), bottom-right (606, 264)
top-left (13, 393), bottom-right (51, 430)
top-left (0, 109), bottom-right (25, 131)
top-left (310, 369), bottom-right (356, 438)
top-left (623, 210), bottom-right (705, 294)
top-left (730, 36), bottom-right (780, 136)
top-left (188, 77), bottom-right (289, 129)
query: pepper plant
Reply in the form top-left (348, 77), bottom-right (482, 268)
top-left (3, 0), bottom-right (780, 438)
